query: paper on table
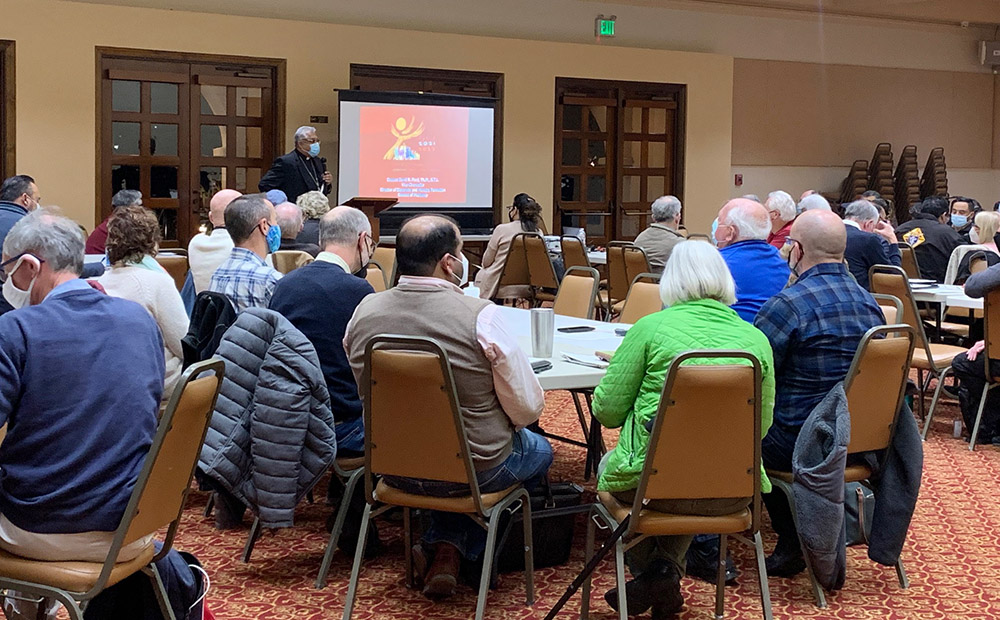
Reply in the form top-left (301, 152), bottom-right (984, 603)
top-left (561, 353), bottom-right (609, 369)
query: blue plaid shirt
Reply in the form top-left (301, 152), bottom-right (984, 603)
top-left (209, 247), bottom-right (281, 312)
top-left (753, 262), bottom-right (883, 428)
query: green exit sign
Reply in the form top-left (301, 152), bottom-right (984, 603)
top-left (596, 16), bottom-right (616, 38)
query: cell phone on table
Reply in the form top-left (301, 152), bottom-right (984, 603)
top-left (531, 360), bottom-right (552, 373)
top-left (558, 326), bottom-right (595, 333)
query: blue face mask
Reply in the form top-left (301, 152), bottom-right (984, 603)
top-left (308, 142), bottom-right (320, 157)
top-left (951, 214), bottom-right (968, 229)
top-left (710, 218), bottom-right (719, 246)
top-left (265, 223), bottom-right (282, 254)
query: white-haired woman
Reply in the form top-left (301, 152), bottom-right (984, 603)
top-left (591, 240), bottom-right (775, 619)
top-left (949, 211), bottom-right (1000, 284)
top-left (295, 190), bottom-right (331, 247)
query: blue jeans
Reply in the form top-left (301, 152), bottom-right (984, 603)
top-left (383, 428), bottom-right (553, 560)
top-left (335, 416), bottom-right (365, 455)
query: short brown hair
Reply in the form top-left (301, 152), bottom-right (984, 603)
top-left (106, 205), bottom-right (160, 265)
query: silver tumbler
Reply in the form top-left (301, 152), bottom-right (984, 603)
top-left (530, 308), bottom-right (555, 358)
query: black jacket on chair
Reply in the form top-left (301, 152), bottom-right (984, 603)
top-left (895, 212), bottom-right (964, 283)
top-left (258, 150), bottom-right (331, 202)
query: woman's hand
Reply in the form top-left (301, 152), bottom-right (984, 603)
top-left (967, 340), bottom-right (986, 361)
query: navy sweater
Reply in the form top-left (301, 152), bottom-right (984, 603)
top-left (844, 224), bottom-right (902, 290)
top-left (269, 260), bottom-right (374, 423)
top-left (0, 282), bottom-right (163, 533)
top-left (720, 240), bottom-right (791, 323)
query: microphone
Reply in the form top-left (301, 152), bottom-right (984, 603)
top-left (319, 157), bottom-right (329, 190)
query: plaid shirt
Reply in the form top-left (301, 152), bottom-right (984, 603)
top-left (753, 262), bottom-right (883, 428)
top-left (209, 247), bottom-right (281, 313)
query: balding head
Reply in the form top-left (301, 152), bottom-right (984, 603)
top-left (209, 189), bottom-right (242, 228)
top-left (788, 209), bottom-right (846, 273)
top-left (396, 215), bottom-right (462, 279)
top-left (275, 202), bottom-right (303, 238)
top-left (716, 198), bottom-right (771, 247)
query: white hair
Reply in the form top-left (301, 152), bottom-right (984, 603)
top-left (659, 240), bottom-right (736, 307)
top-left (650, 196), bottom-right (682, 223)
top-left (3, 209), bottom-right (84, 274)
top-left (320, 206), bottom-right (371, 247)
top-left (844, 200), bottom-right (879, 223)
top-left (294, 125), bottom-right (317, 143)
top-left (723, 202), bottom-right (771, 241)
top-left (766, 190), bottom-right (796, 222)
top-left (798, 194), bottom-right (832, 213)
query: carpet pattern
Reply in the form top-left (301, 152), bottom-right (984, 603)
top-left (168, 390), bottom-right (1000, 619)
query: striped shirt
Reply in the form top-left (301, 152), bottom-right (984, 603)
top-left (209, 247), bottom-right (281, 312)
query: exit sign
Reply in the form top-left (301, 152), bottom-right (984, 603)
top-left (596, 15), bottom-right (616, 38)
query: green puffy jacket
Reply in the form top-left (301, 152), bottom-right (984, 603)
top-left (593, 298), bottom-right (775, 494)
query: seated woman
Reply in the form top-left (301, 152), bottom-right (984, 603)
top-left (953, 211), bottom-right (1000, 284)
top-left (591, 240), bottom-right (775, 618)
top-left (98, 205), bottom-right (189, 398)
top-left (474, 193), bottom-right (545, 300)
top-left (295, 190), bottom-right (332, 247)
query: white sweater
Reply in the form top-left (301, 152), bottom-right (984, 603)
top-left (98, 265), bottom-right (189, 398)
top-left (188, 228), bottom-right (234, 293)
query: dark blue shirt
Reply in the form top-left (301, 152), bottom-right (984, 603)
top-left (754, 262), bottom-right (884, 428)
top-left (268, 259), bottom-right (374, 424)
top-left (844, 223), bottom-right (901, 291)
top-left (719, 239), bottom-right (791, 322)
top-left (0, 281), bottom-right (163, 533)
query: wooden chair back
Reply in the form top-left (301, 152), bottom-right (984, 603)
top-left (623, 246), bottom-right (651, 284)
top-left (869, 265), bottom-right (933, 356)
top-left (553, 266), bottom-right (600, 319)
top-left (843, 326), bottom-right (915, 455)
top-left (373, 247), bottom-right (397, 287)
top-left (155, 255), bottom-right (188, 291)
top-left (366, 260), bottom-right (388, 292)
top-left (560, 236), bottom-right (591, 270)
top-left (523, 233), bottom-right (559, 290)
top-left (606, 242), bottom-right (633, 304)
top-left (272, 250), bottom-right (314, 274)
top-left (496, 234), bottom-right (531, 295)
top-left (897, 243), bottom-right (921, 279)
top-left (618, 273), bottom-right (663, 324)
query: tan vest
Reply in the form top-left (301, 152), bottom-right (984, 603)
top-left (346, 283), bottom-right (514, 470)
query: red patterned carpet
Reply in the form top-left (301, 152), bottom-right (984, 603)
top-left (169, 391), bottom-right (1000, 619)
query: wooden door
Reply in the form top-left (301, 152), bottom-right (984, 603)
top-left (618, 99), bottom-right (677, 238)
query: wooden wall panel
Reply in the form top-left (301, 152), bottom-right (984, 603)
top-left (733, 59), bottom-right (996, 169)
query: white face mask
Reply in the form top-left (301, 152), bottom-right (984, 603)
top-left (448, 253), bottom-right (469, 287)
top-left (971, 227), bottom-right (981, 245)
top-left (2, 256), bottom-right (38, 309)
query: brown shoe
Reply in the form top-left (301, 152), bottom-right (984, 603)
top-left (422, 542), bottom-right (461, 599)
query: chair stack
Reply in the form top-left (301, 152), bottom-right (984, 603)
top-left (867, 143), bottom-right (895, 203)
top-left (837, 160), bottom-right (869, 204)
top-left (920, 147), bottom-right (947, 200)
top-left (893, 145), bottom-right (921, 224)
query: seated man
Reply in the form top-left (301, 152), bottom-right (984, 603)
top-left (85, 189), bottom-right (142, 255)
top-left (895, 196), bottom-right (964, 283)
top-left (0, 212), bottom-right (163, 559)
top-left (754, 209), bottom-right (884, 576)
top-left (765, 190), bottom-right (796, 249)
top-left (949, 196), bottom-right (980, 243)
top-left (632, 195), bottom-right (684, 273)
top-left (209, 193), bottom-right (282, 311)
top-left (715, 198), bottom-right (790, 322)
top-left (274, 202), bottom-right (321, 257)
top-left (345, 215), bottom-right (552, 599)
top-left (269, 206), bottom-right (374, 453)
top-left (189, 189), bottom-right (240, 293)
top-left (843, 199), bottom-right (901, 290)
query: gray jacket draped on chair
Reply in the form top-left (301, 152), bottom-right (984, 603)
top-left (198, 308), bottom-right (337, 528)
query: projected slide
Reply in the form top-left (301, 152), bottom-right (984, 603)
top-left (358, 105), bottom-right (469, 203)
top-left (339, 92), bottom-right (495, 211)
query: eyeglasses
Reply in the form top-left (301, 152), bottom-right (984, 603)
top-left (0, 252), bottom-right (43, 283)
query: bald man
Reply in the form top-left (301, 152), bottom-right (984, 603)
top-left (753, 209), bottom-right (884, 577)
top-left (188, 189), bottom-right (241, 293)
top-left (715, 198), bottom-right (790, 322)
top-left (345, 215), bottom-right (551, 600)
top-left (274, 202), bottom-right (320, 256)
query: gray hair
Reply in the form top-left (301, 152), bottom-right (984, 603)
top-left (650, 195), bottom-right (682, 223)
top-left (766, 190), bottom-right (796, 222)
top-left (3, 209), bottom-right (84, 275)
top-left (844, 200), bottom-right (879, 223)
top-left (319, 207), bottom-right (371, 247)
top-left (294, 125), bottom-right (317, 143)
top-left (275, 202), bottom-right (303, 234)
top-left (224, 194), bottom-right (272, 244)
top-left (111, 189), bottom-right (142, 209)
top-left (297, 190), bottom-right (331, 219)
top-left (660, 240), bottom-right (736, 307)
top-left (798, 194), bottom-right (832, 213)
top-left (723, 202), bottom-right (771, 241)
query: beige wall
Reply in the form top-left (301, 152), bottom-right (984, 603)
top-left (1, 0), bottom-right (734, 235)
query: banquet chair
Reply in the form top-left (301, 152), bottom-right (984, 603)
top-left (553, 266), bottom-right (600, 320)
top-left (617, 273), bottom-right (663, 324)
top-left (524, 232), bottom-right (560, 305)
top-left (965, 287), bottom-right (1000, 450)
top-left (0, 359), bottom-right (224, 619)
top-left (492, 233), bottom-right (532, 304)
top-left (897, 244), bottom-right (921, 279)
top-left (766, 325), bottom-right (915, 607)
top-left (579, 351), bottom-right (771, 620)
top-left (342, 336), bottom-right (534, 620)
top-left (314, 455), bottom-right (366, 588)
top-left (365, 260), bottom-right (388, 292)
top-left (561, 236), bottom-right (592, 270)
top-left (272, 250), bottom-right (314, 274)
top-left (872, 294), bottom-right (903, 326)
top-left (155, 254), bottom-right (188, 292)
top-left (372, 247), bottom-right (398, 287)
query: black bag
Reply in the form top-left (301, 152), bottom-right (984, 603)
top-left (181, 292), bottom-right (237, 369)
top-left (844, 482), bottom-right (874, 547)
top-left (494, 479), bottom-right (586, 573)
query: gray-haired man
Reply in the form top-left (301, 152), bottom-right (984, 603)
top-left (258, 125), bottom-right (332, 201)
top-left (633, 195), bottom-right (684, 273)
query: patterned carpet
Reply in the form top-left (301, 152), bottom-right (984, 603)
top-left (171, 390), bottom-right (1000, 620)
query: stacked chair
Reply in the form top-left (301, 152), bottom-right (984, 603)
top-left (920, 147), bottom-right (947, 200)
top-left (894, 145), bottom-right (920, 224)
top-left (867, 143), bottom-right (895, 204)
top-left (836, 160), bottom-right (869, 204)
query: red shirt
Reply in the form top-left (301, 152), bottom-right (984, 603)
top-left (767, 220), bottom-right (793, 249)
top-left (84, 218), bottom-right (110, 254)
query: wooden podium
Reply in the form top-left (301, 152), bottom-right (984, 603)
top-left (344, 197), bottom-right (397, 240)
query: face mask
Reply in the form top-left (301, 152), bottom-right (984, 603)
top-left (354, 234), bottom-right (373, 277)
top-left (786, 241), bottom-right (802, 276)
top-left (710, 218), bottom-right (719, 246)
top-left (971, 227), bottom-right (981, 244)
top-left (951, 214), bottom-right (968, 229)
top-left (264, 223), bottom-right (282, 254)
top-left (308, 142), bottom-right (321, 157)
top-left (2, 256), bottom-right (38, 309)
top-left (448, 253), bottom-right (469, 287)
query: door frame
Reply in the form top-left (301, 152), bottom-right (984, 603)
top-left (94, 47), bottom-right (286, 232)
top-left (0, 40), bottom-right (15, 179)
